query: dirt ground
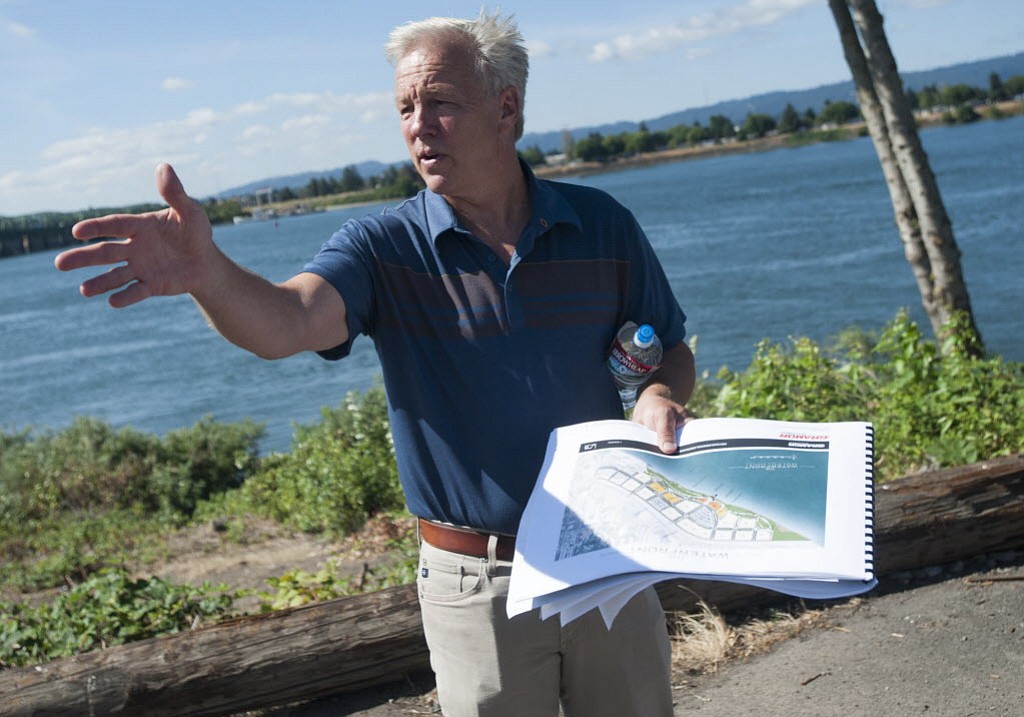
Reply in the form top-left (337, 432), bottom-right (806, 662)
top-left (134, 514), bottom-right (416, 612)
top-left (137, 519), bottom-right (1023, 717)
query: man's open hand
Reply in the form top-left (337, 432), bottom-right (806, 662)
top-left (55, 164), bottom-right (214, 307)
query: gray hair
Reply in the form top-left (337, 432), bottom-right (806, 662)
top-left (385, 10), bottom-right (529, 140)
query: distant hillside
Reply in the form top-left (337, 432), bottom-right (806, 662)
top-left (518, 51), bottom-right (1024, 153)
top-left (215, 159), bottom-right (393, 199)
top-left (218, 51), bottom-right (1023, 196)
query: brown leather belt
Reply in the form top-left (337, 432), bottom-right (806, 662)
top-left (418, 518), bottom-right (517, 562)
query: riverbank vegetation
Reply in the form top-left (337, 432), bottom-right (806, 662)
top-left (2, 311), bottom-right (1022, 668)
top-left (522, 74), bottom-right (1023, 168)
top-left (3, 73), bottom-right (1021, 258)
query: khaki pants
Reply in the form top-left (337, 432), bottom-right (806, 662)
top-left (417, 538), bottom-right (673, 717)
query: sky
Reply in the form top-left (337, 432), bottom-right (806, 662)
top-left (2, 0), bottom-right (1022, 215)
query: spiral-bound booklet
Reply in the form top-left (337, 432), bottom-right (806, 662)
top-left (507, 418), bottom-right (876, 627)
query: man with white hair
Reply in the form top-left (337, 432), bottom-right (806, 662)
top-left (57, 11), bottom-right (695, 716)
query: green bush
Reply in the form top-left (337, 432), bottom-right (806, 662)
top-left (0, 416), bottom-right (263, 527)
top-left (0, 509), bottom-right (168, 591)
top-left (712, 311), bottom-right (1024, 480)
top-left (148, 418), bottom-right (264, 516)
top-left (0, 416), bottom-right (264, 591)
top-left (0, 570), bottom-right (238, 668)
top-left (241, 385), bottom-right (404, 535)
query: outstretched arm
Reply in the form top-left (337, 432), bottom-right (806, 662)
top-left (55, 164), bottom-right (348, 359)
top-left (631, 341), bottom-right (697, 454)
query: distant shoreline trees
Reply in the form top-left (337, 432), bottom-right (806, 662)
top-left (519, 72), bottom-right (1023, 168)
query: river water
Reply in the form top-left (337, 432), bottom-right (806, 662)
top-left (2, 116), bottom-right (1021, 453)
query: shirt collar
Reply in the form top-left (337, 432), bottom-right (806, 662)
top-left (423, 160), bottom-right (583, 247)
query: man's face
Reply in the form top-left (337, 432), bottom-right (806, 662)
top-left (394, 43), bottom-right (510, 201)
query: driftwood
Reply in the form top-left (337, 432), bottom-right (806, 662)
top-left (2, 453), bottom-right (1022, 717)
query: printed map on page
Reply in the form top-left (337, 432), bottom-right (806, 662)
top-left (554, 438), bottom-right (830, 562)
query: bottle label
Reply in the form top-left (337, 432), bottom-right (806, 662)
top-left (609, 340), bottom-right (658, 376)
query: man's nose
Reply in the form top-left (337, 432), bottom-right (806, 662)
top-left (408, 105), bottom-right (436, 138)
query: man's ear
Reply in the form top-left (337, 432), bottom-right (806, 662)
top-left (499, 86), bottom-right (520, 126)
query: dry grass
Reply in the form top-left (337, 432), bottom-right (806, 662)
top-left (670, 601), bottom-right (736, 674)
top-left (670, 600), bottom-right (833, 676)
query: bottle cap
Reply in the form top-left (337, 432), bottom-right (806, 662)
top-left (634, 324), bottom-right (655, 348)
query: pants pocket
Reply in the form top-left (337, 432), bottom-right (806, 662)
top-left (417, 544), bottom-right (485, 604)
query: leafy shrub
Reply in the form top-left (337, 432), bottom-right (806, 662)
top-left (713, 336), bottom-right (872, 423)
top-left (0, 416), bottom-right (264, 591)
top-left (0, 416), bottom-right (263, 527)
top-left (148, 418), bottom-right (264, 516)
top-left (712, 311), bottom-right (1024, 480)
top-left (0, 570), bottom-right (238, 668)
top-left (0, 509), bottom-right (167, 592)
top-left (241, 386), bottom-right (403, 535)
top-left (0, 417), bottom-right (156, 527)
top-left (869, 313), bottom-right (1023, 472)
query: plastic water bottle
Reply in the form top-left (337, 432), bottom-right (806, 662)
top-left (607, 321), bottom-right (663, 410)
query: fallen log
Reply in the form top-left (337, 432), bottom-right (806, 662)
top-left (2, 453), bottom-right (1022, 717)
top-left (0, 582), bottom-right (429, 717)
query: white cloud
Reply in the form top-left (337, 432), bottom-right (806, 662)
top-left (241, 124), bottom-right (271, 139)
top-left (227, 90), bottom-right (393, 120)
top-left (588, 0), bottom-right (817, 62)
top-left (4, 131), bottom-right (201, 212)
top-left (24, 89), bottom-right (390, 182)
top-left (361, 109), bottom-right (387, 123)
top-left (235, 100), bottom-right (266, 116)
top-left (161, 76), bottom-right (194, 91)
top-left (184, 108), bottom-right (220, 127)
top-left (281, 114), bottom-right (331, 132)
top-left (526, 39), bottom-right (554, 59)
top-left (35, 106), bottom-right (228, 190)
top-left (266, 91), bottom-right (323, 107)
top-left (0, 170), bottom-right (25, 192)
top-left (1, 87), bottom-right (399, 212)
top-left (3, 19), bottom-right (35, 38)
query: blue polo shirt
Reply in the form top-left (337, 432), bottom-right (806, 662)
top-left (301, 165), bottom-right (686, 535)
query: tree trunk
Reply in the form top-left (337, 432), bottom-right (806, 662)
top-left (826, 0), bottom-right (936, 322)
top-left (3, 454), bottom-right (1022, 717)
top-left (831, 0), bottom-right (982, 353)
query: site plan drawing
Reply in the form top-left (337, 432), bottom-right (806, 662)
top-left (508, 418), bottom-right (876, 627)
